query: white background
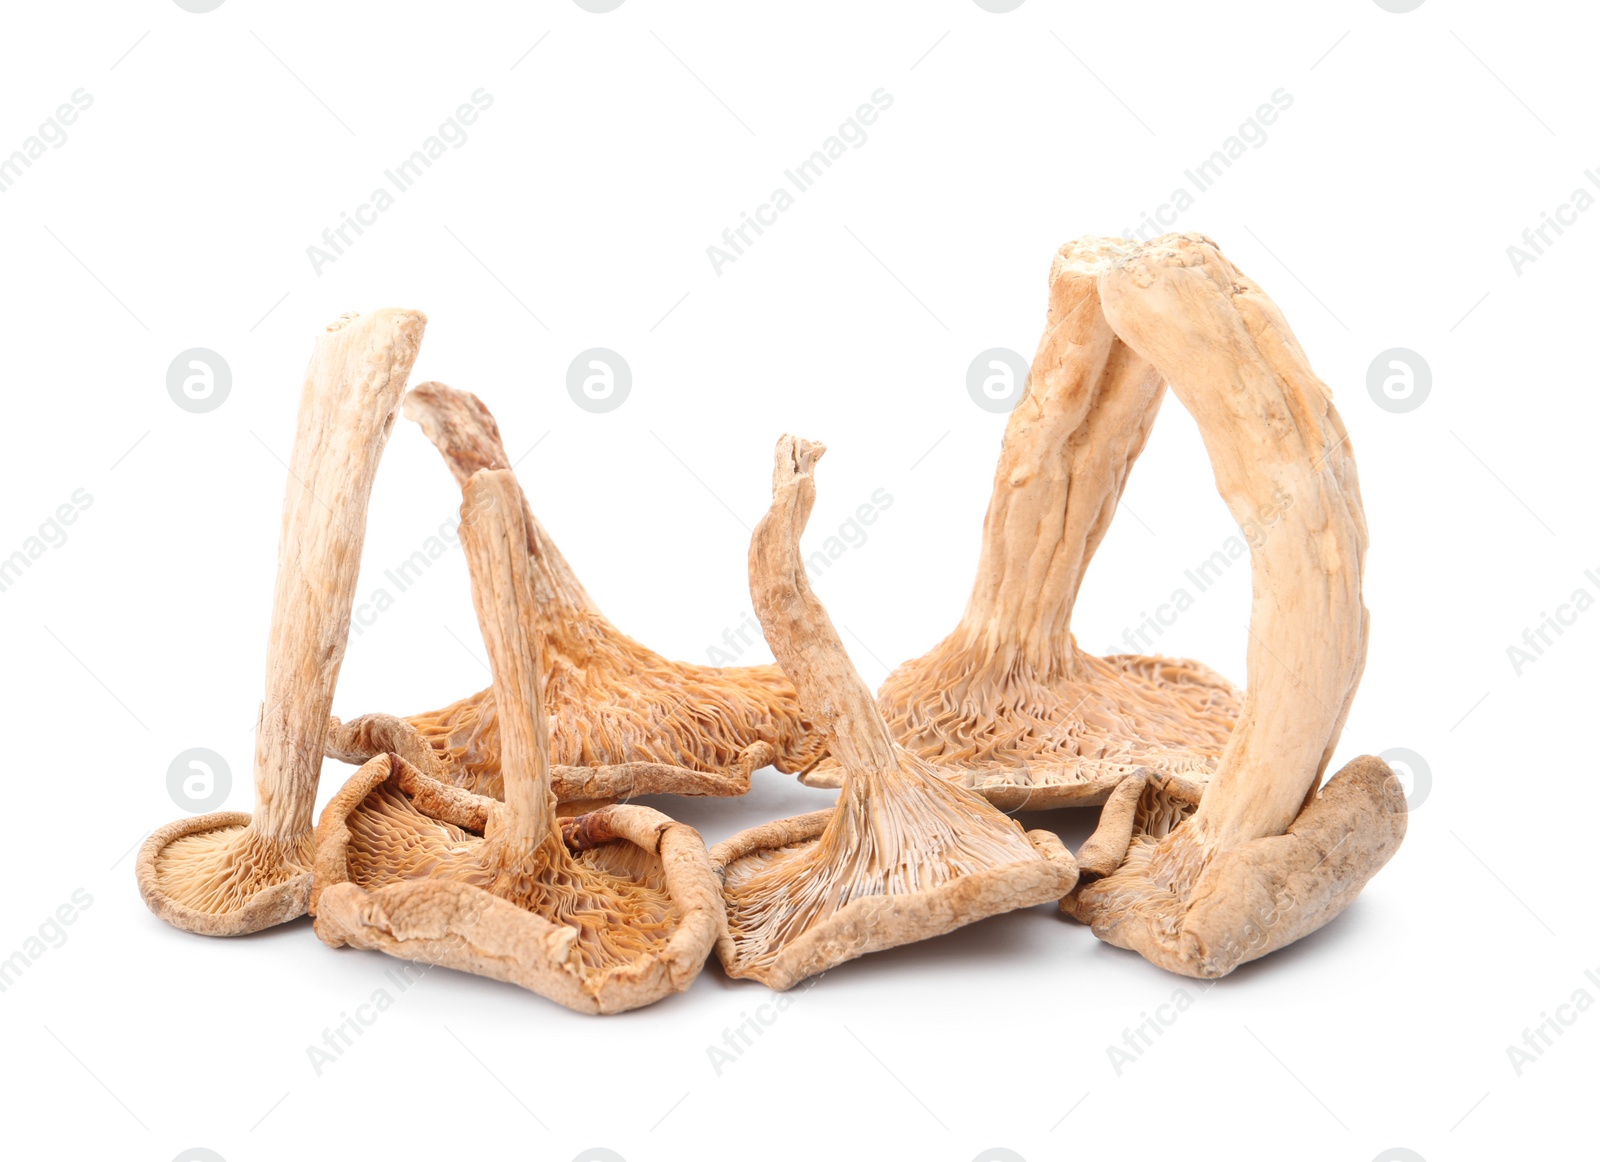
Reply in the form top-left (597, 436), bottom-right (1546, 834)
top-left (0, 2), bottom-right (1591, 1159)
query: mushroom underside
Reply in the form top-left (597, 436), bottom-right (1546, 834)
top-left (714, 759), bottom-right (1077, 990)
top-left (314, 755), bottom-right (720, 1013)
top-left (802, 648), bottom-right (1237, 810)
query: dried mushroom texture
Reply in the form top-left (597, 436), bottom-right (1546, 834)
top-left (1061, 233), bottom-right (1406, 977)
top-left (801, 238), bottom-right (1240, 816)
top-left (712, 437), bottom-right (1078, 990)
top-left (326, 383), bottom-right (819, 802)
top-left (312, 470), bottom-right (722, 1013)
top-left (136, 309), bottom-right (425, 935)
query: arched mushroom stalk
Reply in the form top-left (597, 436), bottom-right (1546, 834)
top-left (712, 437), bottom-right (1078, 990)
top-left (136, 309), bottom-right (425, 936)
top-left (312, 470), bottom-right (723, 1013)
top-left (325, 383), bottom-right (818, 802)
top-left (800, 239), bottom-right (1240, 818)
top-left (1062, 233), bottom-right (1406, 977)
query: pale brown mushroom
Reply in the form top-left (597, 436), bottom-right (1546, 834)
top-left (711, 436), bottom-right (1078, 990)
top-left (800, 239), bottom-right (1240, 825)
top-left (1061, 233), bottom-right (1406, 977)
top-left (325, 383), bottom-right (821, 803)
top-left (136, 309), bottom-right (425, 935)
top-left (311, 469), bottom-right (722, 1013)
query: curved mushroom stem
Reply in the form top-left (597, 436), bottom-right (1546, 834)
top-left (137, 309), bottom-right (424, 935)
top-left (457, 469), bottom-right (554, 846)
top-left (858, 240), bottom-right (1236, 812)
top-left (1097, 234), bottom-right (1367, 851)
top-left (406, 383), bottom-right (597, 618)
top-left (750, 436), bottom-right (899, 772)
top-left (951, 238), bottom-right (1165, 670)
top-left (714, 436), bottom-right (1077, 988)
top-left (1064, 234), bottom-right (1404, 978)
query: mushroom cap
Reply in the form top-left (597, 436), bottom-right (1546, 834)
top-left (798, 649), bottom-right (1235, 811)
top-left (712, 808), bottom-right (1076, 991)
top-left (136, 815), bottom-right (313, 936)
top-left (312, 754), bottom-right (723, 1014)
top-left (1063, 755), bottom-right (1407, 977)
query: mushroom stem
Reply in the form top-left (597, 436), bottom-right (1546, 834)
top-left (714, 435), bottom-right (1078, 986)
top-left (138, 309), bottom-right (424, 936)
top-left (1097, 234), bottom-right (1367, 851)
top-left (749, 436), bottom-right (898, 773)
top-left (949, 240), bottom-right (1164, 671)
top-left (405, 383), bottom-right (597, 618)
top-left (457, 469), bottom-right (555, 845)
top-left (253, 310), bottom-right (423, 840)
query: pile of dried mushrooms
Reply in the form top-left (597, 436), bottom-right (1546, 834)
top-left (138, 232), bottom-right (1408, 1009)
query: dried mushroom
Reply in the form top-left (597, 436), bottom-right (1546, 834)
top-left (312, 469), bottom-right (722, 1013)
top-left (1061, 233), bottom-right (1406, 977)
top-left (800, 240), bottom-right (1238, 828)
top-left (326, 382), bottom-right (821, 802)
top-left (712, 436), bottom-right (1078, 990)
top-left (137, 309), bottom-right (425, 935)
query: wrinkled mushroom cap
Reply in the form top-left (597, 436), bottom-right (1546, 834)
top-left (312, 754), bottom-right (723, 1013)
